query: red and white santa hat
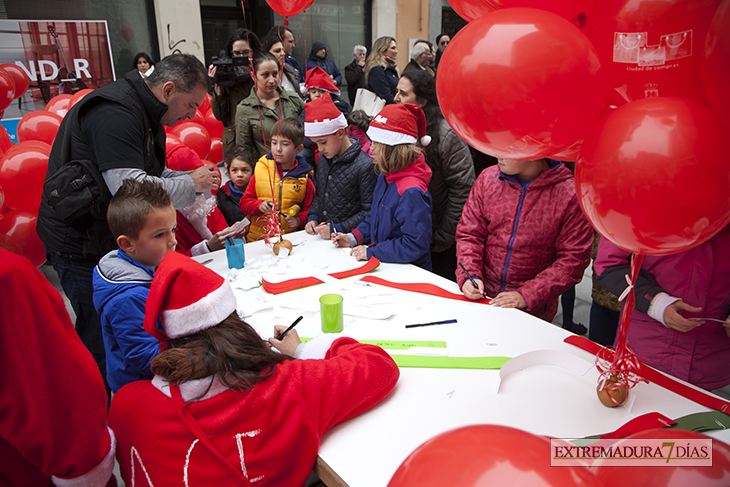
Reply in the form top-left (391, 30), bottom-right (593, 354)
top-left (367, 103), bottom-right (431, 147)
top-left (144, 251), bottom-right (237, 348)
top-left (305, 66), bottom-right (340, 95)
top-left (304, 92), bottom-right (348, 137)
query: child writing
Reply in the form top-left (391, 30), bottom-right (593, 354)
top-left (217, 150), bottom-right (254, 226)
top-left (108, 251), bottom-right (399, 485)
top-left (92, 179), bottom-right (176, 393)
top-left (239, 117), bottom-right (315, 242)
top-left (166, 145), bottom-right (246, 255)
top-left (456, 158), bottom-right (593, 322)
top-left (332, 104), bottom-right (433, 270)
top-left (303, 92), bottom-right (377, 239)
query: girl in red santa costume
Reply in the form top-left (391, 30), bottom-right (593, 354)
top-left (108, 251), bottom-right (399, 486)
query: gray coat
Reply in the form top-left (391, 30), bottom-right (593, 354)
top-left (307, 138), bottom-right (377, 233)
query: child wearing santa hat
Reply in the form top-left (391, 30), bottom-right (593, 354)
top-left (108, 251), bottom-right (399, 485)
top-left (332, 103), bottom-right (434, 270)
top-left (303, 92), bottom-right (377, 239)
top-left (166, 145), bottom-right (246, 255)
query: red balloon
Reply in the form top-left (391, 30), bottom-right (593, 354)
top-left (45, 94), bottom-right (73, 118)
top-left (204, 109), bottom-right (224, 139)
top-left (0, 211), bottom-right (45, 266)
top-left (199, 93), bottom-right (212, 116)
top-left (0, 184), bottom-right (5, 214)
top-left (437, 8), bottom-right (605, 160)
top-left (585, 0), bottom-right (721, 108)
top-left (171, 122), bottom-right (210, 160)
top-left (450, 0), bottom-right (591, 22)
top-left (388, 425), bottom-right (601, 487)
top-left (16, 111), bottom-right (62, 146)
top-left (208, 137), bottom-right (223, 164)
top-left (576, 96), bottom-right (730, 255)
top-left (192, 109), bottom-right (205, 126)
top-left (0, 63), bottom-right (30, 100)
top-left (69, 88), bottom-right (94, 107)
top-left (0, 125), bottom-right (12, 155)
top-left (0, 143), bottom-right (50, 212)
top-left (165, 133), bottom-right (183, 150)
top-left (592, 429), bottom-right (730, 486)
top-left (0, 69), bottom-right (15, 112)
top-left (448, 0), bottom-right (497, 22)
top-left (5, 140), bottom-right (51, 157)
top-left (702, 0), bottom-right (730, 124)
top-left (265, 0), bottom-right (315, 17)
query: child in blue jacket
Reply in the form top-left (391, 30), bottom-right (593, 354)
top-left (332, 104), bottom-right (433, 270)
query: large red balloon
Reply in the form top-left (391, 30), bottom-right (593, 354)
top-left (171, 122), bottom-right (210, 160)
top-left (16, 111), bottom-right (62, 146)
top-left (5, 140), bottom-right (51, 157)
top-left (0, 211), bottom-right (46, 266)
top-left (165, 133), bottom-right (183, 150)
top-left (585, 0), bottom-right (721, 108)
top-left (576, 96), bottom-right (730, 255)
top-left (702, 0), bottom-right (730, 124)
top-left (0, 142), bottom-right (50, 212)
top-left (0, 184), bottom-right (5, 214)
top-left (208, 138), bottom-right (223, 164)
top-left (265, 0), bottom-right (315, 17)
top-left (0, 125), bottom-right (12, 155)
top-left (449, 0), bottom-right (592, 22)
top-left (192, 109), bottom-right (205, 126)
top-left (0, 69), bottom-right (15, 112)
top-left (592, 429), bottom-right (730, 486)
top-left (45, 94), bottom-right (73, 118)
top-left (69, 88), bottom-right (94, 107)
top-left (388, 425), bottom-right (601, 487)
top-left (437, 8), bottom-right (605, 160)
top-left (199, 93), bottom-right (212, 116)
top-left (0, 63), bottom-right (30, 100)
top-left (204, 109), bottom-right (224, 139)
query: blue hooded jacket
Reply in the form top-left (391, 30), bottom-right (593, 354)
top-left (92, 249), bottom-right (159, 392)
top-left (352, 156), bottom-right (433, 270)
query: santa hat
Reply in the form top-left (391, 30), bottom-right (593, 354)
top-left (144, 252), bottom-right (237, 348)
top-left (166, 144), bottom-right (203, 171)
top-left (304, 92), bottom-right (348, 137)
top-left (367, 103), bottom-right (431, 147)
top-left (305, 67), bottom-right (340, 95)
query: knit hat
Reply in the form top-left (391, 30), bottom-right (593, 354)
top-left (304, 66), bottom-right (340, 95)
top-left (312, 40), bottom-right (327, 54)
top-left (367, 103), bottom-right (431, 147)
top-left (304, 92), bottom-right (347, 137)
top-left (166, 144), bottom-right (203, 171)
top-left (144, 252), bottom-right (237, 348)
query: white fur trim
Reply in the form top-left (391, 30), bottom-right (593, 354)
top-left (162, 281), bottom-right (236, 338)
top-left (648, 292), bottom-right (681, 327)
top-left (52, 428), bottom-right (116, 487)
top-left (367, 126), bottom-right (417, 146)
top-left (152, 374), bottom-right (231, 401)
top-left (305, 112), bottom-right (347, 137)
top-left (189, 240), bottom-right (210, 257)
top-left (178, 194), bottom-right (216, 241)
top-left (421, 135), bottom-right (432, 146)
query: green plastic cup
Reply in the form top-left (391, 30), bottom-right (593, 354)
top-left (320, 294), bottom-right (344, 333)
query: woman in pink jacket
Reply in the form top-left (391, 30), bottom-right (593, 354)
top-left (594, 224), bottom-right (730, 392)
top-left (456, 158), bottom-right (593, 322)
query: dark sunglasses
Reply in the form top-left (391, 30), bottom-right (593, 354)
top-left (232, 50), bottom-right (251, 57)
top-left (440, 40), bottom-right (450, 46)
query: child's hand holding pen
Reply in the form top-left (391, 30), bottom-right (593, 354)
top-left (258, 199), bottom-right (274, 213)
top-left (268, 324), bottom-right (302, 356)
top-left (458, 263), bottom-right (489, 301)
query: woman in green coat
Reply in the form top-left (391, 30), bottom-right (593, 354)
top-left (235, 52), bottom-right (305, 160)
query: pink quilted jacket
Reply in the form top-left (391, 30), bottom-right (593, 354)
top-left (456, 163), bottom-right (593, 322)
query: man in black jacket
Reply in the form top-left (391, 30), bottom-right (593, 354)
top-left (344, 45), bottom-right (367, 106)
top-left (37, 54), bottom-right (218, 392)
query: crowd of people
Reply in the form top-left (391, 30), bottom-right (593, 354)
top-left (2, 25), bottom-right (727, 487)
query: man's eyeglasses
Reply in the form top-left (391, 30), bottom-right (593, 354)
top-left (232, 50), bottom-right (251, 57)
top-left (440, 40), bottom-right (450, 46)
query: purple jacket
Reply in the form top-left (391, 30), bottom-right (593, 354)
top-left (594, 224), bottom-right (730, 390)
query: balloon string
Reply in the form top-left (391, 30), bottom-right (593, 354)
top-left (596, 252), bottom-right (648, 398)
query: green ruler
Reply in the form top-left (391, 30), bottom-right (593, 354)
top-left (300, 338), bottom-right (446, 349)
top-left (391, 355), bottom-right (511, 369)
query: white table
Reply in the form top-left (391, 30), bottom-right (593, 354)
top-left (193, 231), bottom-right (730, 487)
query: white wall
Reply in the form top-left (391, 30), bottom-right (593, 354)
top-left (372, 0), bottom-right (398, 43)
top-left (153, 0), bottom-right (206, 63)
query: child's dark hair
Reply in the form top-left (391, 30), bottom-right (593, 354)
top-left (372, 142), bottom-right (423, 175)
top-left (347, 110), bottom-right (371, 133)
top-left (225, 150), bottom-right (255, 172)
top-left (270, 117), bottom-right (304, 147)
top-left (150, 312), bottom-right (293, 400)
top-left (107, 179), bottom-right (172, 239)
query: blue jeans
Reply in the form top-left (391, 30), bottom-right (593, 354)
top-left (46, 251), bottom-right (109, 394)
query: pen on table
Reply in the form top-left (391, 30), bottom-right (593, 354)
top-left (458, 263), bottom-right (489, 300)
top-left (405, 319), bottom-right (457, 329)
top-left (201, 258), bottom-right (214, 266)
top-left (276, 315), bottom-right (304, 340)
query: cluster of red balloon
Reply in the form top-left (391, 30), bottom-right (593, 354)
top-left (388, 425), bottom-right (730, 487)
top-left (165, 94), bottom-right (225, 164)
top-left (0, 63), bottom-right (30, 118)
